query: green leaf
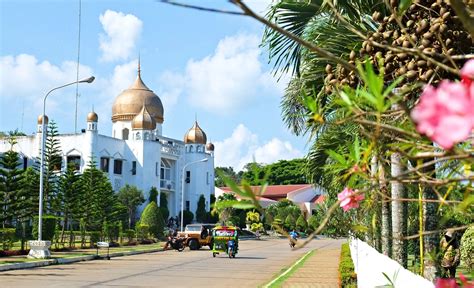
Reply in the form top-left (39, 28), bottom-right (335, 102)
top-left (326, 149), bottom-right (347, 165)
top-left (398, 0), bottom-right (412, 15)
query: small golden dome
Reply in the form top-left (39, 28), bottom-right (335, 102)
top-left (206, 142), bottom-right (215, 151)
top-left (87, 111), bottom-right (98, 122)
top-left (37, 115), bottom-right (49, 125)
top-left (132, 105), bottom-right (156, 130)
top-left (112, 69), bottom-right (164, 124)
top-left (184, 121), bottom-right (207, 144)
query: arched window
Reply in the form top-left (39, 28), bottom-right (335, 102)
top-left (136, 132), bottom-right (141, 140)
top-left (144, 132), bottom-right (150, 140)
top-left (122, 128), bottom-right (129, 140)
top-left (189, 145), bottom-right (194, 153)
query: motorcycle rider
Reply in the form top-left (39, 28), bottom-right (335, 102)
top-left (289, 230), bottom-right (298, 247)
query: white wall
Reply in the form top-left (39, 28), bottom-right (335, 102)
top-left (349, 238), bottom-right (434, 288)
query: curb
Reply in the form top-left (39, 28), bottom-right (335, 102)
top-left (262, 249), bottom-right (314, 288)
top-left (0, 247), bottom-right (163, 272)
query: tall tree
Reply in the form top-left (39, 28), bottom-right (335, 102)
top-left (159, 192), bottom-right (169, 221)
top-left (215, 167), bottom-right (241, 187)
top-left (16, 167), bottom-right (39, 249)
top-left (43, 121), bottom-right (62, 215)
top-left (58, 163), bottom-right (81, 246)
top-left (195, 194), bottom-right (207, 223)
top-left (0, 137), bottom-right (23, 228)
top-left (117, 184), bottom-right (145, 229)
top-left (391, 152), bottom-right (407, 267)
top-left (148, 186), bottom-right (158, 203)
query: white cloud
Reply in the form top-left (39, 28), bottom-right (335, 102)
top-left (214, 124), bottom-right (302, 170)
top-left (159, 33), bottom-right (283, 113)
top-left (0, 54), bottom-right (94, 113)
top-left (99, 10), bottom-right (142, 62)
top-left (245, 0), bottom-right (274, 15)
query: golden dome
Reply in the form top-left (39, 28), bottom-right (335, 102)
top-left (87, 111), bottom-right (98, 122)
top-left (132, 105), bottom-right (156, 130)
top-left (184, 121), bottom-right (207, 144)
top-left (112, 69), bottom-right (164, 124)
top-left (206, 142), bottom-right (215, 151)
top-left (37, 115), bottom-right (49, 125)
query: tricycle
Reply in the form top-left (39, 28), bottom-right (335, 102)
top-left (211, 226), bottom-right (239, 258)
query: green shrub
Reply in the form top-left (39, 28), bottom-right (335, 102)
top-left (339, 243), bottom-right (357, 287)
top-left (139, 202), bottom-right (165, 239)
top-left (308, 214), bottom-right (319, 232)
top-left (124, 229), bottom-right (135, 242)
top-left (296, 215), bottom-right (307, 232)
top-left (250, 223), bottom-right (263, 232)
top-left (284, 214), bottom-right (296, 231)
top-left (136, 223), bottom-right (150, 240)
top-left (182, 210), bottom-right (194, 227)
top-left (460, 225), bottom-right (474, 272)
top-left (32, 215), bottom-right (56, 241)
top-left (90, 231), bottom-right (101, 246)
top-left (0, 228), bottom-right (16, 250)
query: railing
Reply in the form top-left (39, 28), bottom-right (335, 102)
top-left (160, 179), bottom-right (175, 190)
top-left (157, 138), bottom-right (183, 156)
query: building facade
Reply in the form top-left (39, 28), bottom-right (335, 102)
top-left (0, 65), bottom-right (215, 220)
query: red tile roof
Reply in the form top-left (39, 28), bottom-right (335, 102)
top-left (220, 184), bottom-right (312, 198)
top-left (311, 194), bottom-right (326, 204)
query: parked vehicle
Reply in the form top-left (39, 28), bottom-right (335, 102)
top-left (169, 236), bottom-right (185, 252)
top-left (178, 224), bottom-right (215, 250)
top-left (211, 226), bottom-right (239, 258)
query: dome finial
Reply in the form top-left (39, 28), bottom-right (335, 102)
top-left (138, 53), bottom-right (141, 77)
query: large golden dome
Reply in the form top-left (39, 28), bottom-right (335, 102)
top-left (132, 105), bottom-right (156, 130)
top-left (184, 121), bottom-right (207, 144)
top-left (112, 68), bottom-right (164, 124)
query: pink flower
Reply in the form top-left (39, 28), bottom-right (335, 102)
top-left (337, 187), bottom-right (364, 211)
top-left (461, 59), bottom-right (474, 85)
top-left (459, 273), bottom-right (474, 288)
top-left (435, 278), bottom-right (458, 288)
top-left (411, 60), bottom-right (474, 150)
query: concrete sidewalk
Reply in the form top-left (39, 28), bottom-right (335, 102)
top-left (281, 244), bottom-right (341, 288)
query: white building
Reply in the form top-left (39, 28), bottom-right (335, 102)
top-left (0, 65), bottom-right (215, 220)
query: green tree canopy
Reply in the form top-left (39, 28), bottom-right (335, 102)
top-left (139, 202), bottom-right (165, 239)
top-left (117, 184), bottom-right (145, 229)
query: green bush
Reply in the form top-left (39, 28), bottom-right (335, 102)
top-left (0, 228), bottom-right (16, 250)
top-left (284, 214), bottom-right (296, 231)
top-left (339, 243), bottom-right (357, 288)
top-left (124, 229), bottom-right (135, 242)
top-left (296, 215), bottom-right (307, 232)
top-left (250, 223), bottom-right (263, 232)
top-left (308, 214), bottom-right (319, 231)
top-left (136, 223), bottom-right (150, 240)
top-left (90, 231), bottom-right (101, 245)
top-left (460, 225), bottom-right (474, 272)
top-left (182, 210), bottom-right (194, 227)
top-left (32, 215), bottom-right (56, 241)
top-left (139, 202), bottom-right (165, 239)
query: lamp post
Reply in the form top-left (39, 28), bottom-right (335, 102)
top-left (180, 158), bottom-right (208, 232)
top-left (29, 76), bottom-right (95, 259)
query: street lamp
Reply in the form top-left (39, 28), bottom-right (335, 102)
top-left (29, 76), bottom-right (95, 259)
top-left (180, 158), bottom-right (208, 232)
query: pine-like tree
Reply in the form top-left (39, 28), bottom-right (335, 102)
top-left (296, 215), bottom-right (307, 232)
top-left (16, 167), bottom-right (39, 250)
top-left (159, 191), bottom-right (169, 221)
top-left (148, 186), bottom-right (158, 203)
top-left (0, 137), bottom-right (23, 228)
top-left (43, 121), bottom-right (62, 215)
top-left (58, 163), bottom-right (80, 246)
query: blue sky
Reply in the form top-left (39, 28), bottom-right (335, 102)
top-left (0, 0), bottom-right (308, 170)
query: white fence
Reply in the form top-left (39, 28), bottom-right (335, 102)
top-left (349, 238), bottom-right (434, 288)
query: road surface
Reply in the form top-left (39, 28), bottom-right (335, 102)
top-left (0, 238), bottom-right (344, 288)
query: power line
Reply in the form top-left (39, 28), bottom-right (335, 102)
top-left (74, 0), bottom-right (82, 134)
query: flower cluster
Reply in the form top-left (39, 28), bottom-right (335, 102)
top-left (411, 59), bottom-right (474, 150)
top-left (435, 273), bottom-right (474, 288)
top-left (337, 187), bottom-right (364, 211)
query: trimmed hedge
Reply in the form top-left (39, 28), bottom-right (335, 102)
top-left (339, 243), bottom-right (357, 288)
top-left (0, 228), bottom-right (16, 250)
top-left (32, 215), bottom-right (56, 241)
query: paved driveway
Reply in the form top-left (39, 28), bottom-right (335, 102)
top-left (0, 238), bottom-right (344, 288)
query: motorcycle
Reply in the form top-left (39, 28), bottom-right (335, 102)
top-left (289, 231), bottom-right (298, 248)
top-left (168, 236), bottom-right (185, 252)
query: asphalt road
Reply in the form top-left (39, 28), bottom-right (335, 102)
top-left (0, 238), bottom-right (344, 288)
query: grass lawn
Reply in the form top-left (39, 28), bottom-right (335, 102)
top-left (0, 242), bottom-right (164, 265)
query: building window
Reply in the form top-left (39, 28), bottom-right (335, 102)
top-left (66, 156), bottom-right (81, 171)
top-left (23, 157), bottom-right (28, 170)
top-left (132, 161), bottom-right (137, 175)
top-left (155, 162), bottom-right (159, 176)
top-left (122, 128), bottom-right (129, 140)
top-left (206, 172), bottom-right (209, 185)
top-left (186, 171), bottom-right (191, 183)
top-left (114, 159), bottom-right (123, 175)
top-left (51, 155), bottom-right (62, 171)
top-left (100, 157), bottom-right (110, 172)
top-left (186, 201), bottom-right (190, 211)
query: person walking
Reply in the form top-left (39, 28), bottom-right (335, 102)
top-left (440, 230), bottom-right (460, 278)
